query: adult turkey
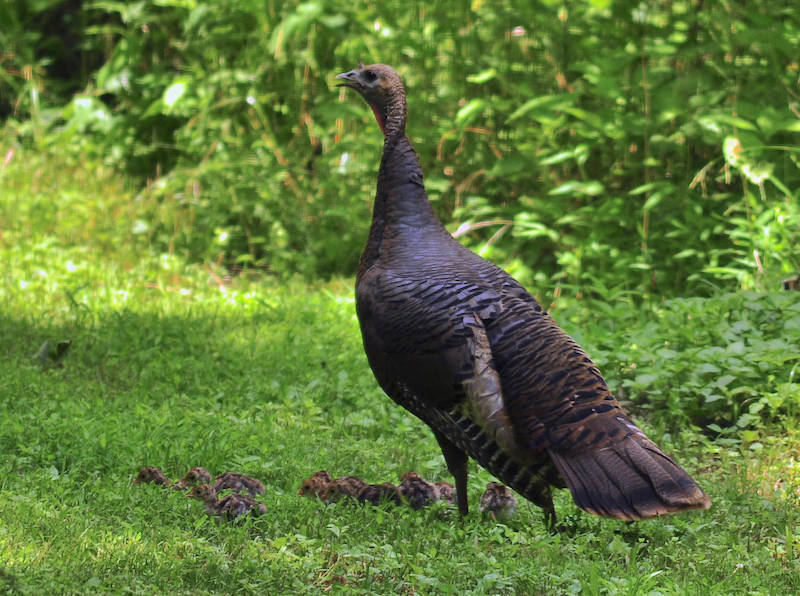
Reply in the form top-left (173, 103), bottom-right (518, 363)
top-left (336, 63), bottom-right (710, 526)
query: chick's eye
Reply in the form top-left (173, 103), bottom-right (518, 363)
top-left (363, 70), bottom-right (377, 82)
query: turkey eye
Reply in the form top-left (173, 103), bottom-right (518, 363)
top-left (363, 70), bottom-right (377, 82)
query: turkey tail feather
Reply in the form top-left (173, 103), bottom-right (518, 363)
top-left (549, 436), bottom-right (710, 520)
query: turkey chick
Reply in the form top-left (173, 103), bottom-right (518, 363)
top-left (358, 482), bottom-right (402, 506)
top-left (435, 481), bottom-right (456, 505)
top-left (187, 484), bottom-right (266, 520)
top-left (213, 472), bottom-right (265, 496)
top-left (134, 466), bottom-right (171, 487)
top-left (173, 466), bottom-right (212, 490)
top-left (321, 476), bottom-right (368, 503)
top-left (297, 470), bottom-right (332, 498)
top-left (480, 482), bottom-right (518, 521)
top-left (398, 471), bottom-right (439, 510)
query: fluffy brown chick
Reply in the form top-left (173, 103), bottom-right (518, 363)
top-left (212, 472), bottom-right (265, 497)
top-left (134, 466), bottom-right (171, 487)
top-left (173, 466), bottom-right (212, 490)
top-left (435, 481), bottom-right (456, 505)
top-left (187, 484), bottom-right (266, 520)
top-left (357, 482), bottom-right (402, 506)
top-left (321, 476), bottom-right (368, 503)
top-left (480, 482), bottom-right (518, 521)
top-left (398, 471), bottom-right (439, 510)
top-left (297, 470), bottom-right (332, 498)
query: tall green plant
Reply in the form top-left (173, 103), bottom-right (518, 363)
top-left (2, 0), bottom-right (799, 289)
top-left (448, 0), bottom-right (800, 295)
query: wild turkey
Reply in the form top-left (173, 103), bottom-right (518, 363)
top-left (187, 484), bottom-right (266, 520)
top-left (173, 466), bottom-right (212, 490)
top-left (480, 482), bottom-right (519, 521)
top-left (397, 471), bottom-right (440, 509)
top-left (297, 470), bottom-right (333, 498)
top-left (336, 63), bottom-right (711, 526)
top-left (321, 476), bottom-right (369, 503)
top-left (133, 466), bottom-right (172, 487)
top-left (434, 481), bottom-right (456, 505)
top-left (357, 482), bottom-right (402, 506)
top-left (212, 472), bottom-right (265, 497)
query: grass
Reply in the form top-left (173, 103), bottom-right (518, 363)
top-left (1, 150), bottom-right (799, 594)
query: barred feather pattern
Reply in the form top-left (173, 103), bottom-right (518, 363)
top-left (341, 63), bottom-right (710, 522)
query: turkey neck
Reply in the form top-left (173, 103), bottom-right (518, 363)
top-left (358, 132), bottom-right (450, 276)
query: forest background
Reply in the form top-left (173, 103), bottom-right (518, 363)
top-left (3, 0), bottom-right (798, 292)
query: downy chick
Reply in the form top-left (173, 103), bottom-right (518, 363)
top-left (480, 482), bottom-right (518, 521)
top-left (321, 476), bottom-right (368, 503)
top-left (297, 470), bottom-right (332, 498)
top-left (358, 482), bottom-right (402, 506)
top-left (213, 472), bottom-right (265, 497)
top-left (173, 466), bottom-right (212, 490)
top-left (134, 466), bottom-right (171, 487)
top-left (187, 484), bottom-right (266, 520)
top-left (398, 471), bottom-right (439, 510)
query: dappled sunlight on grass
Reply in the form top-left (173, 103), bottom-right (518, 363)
top-left (2, 151), bottom-right (799, 593)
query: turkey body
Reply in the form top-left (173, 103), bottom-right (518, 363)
top-left (337, 64), bottom-right (710, 525)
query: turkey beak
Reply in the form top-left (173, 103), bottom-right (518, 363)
top-left (335, 70), bottom-right (359, 88)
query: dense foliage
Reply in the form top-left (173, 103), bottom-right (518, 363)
top-left (2, 1), bottom-right (799, 291)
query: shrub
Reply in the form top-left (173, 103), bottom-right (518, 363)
top-left (2, 0), bottom-right (798, 288)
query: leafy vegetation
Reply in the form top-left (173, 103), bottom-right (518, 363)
top-left (1, 147), bottom-right (799, 595)
top-left (563, 290), bottom-right (800, 438)
top-left (2, 0), bottom-right (798, 290)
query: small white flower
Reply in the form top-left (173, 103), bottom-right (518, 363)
top-left (338, 152), bottom-right (350, 174)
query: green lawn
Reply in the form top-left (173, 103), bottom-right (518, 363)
top-left (1, 152), bottom-right (799, 594)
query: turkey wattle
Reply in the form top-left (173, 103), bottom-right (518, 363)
top-left (336, 63), bottom-right (710, 526)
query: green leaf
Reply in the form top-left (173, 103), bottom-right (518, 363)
top-left (702, 114), bottom-right (758, 132)
top-left (780, 119), bottom-right (800, 132)
top-left (548, 180), bottom-right (605, 196)
top-left (490, 154), bottom-right (528, 176)
top-left (629, 181), bottom-right (666, 196)
top-left (455, 99), bottom-right (487, 125)
top-left (467, 68), bottom-right (497, 84)
top-left (319, 14), bottom-right (346, 28)
top-left (696, 363), bottom-right (722, 375)
top-left (716, 375), bottom-right (736, 388)
top-left (563, 106), bottom-right (605, 129)
top-left (142, 97), bottom-right (164, 118)
top-left (642, 189), bottom-right (671, 212)
top-left (507, 94), bottom-right (573, 122)
top-left (539, 151), bottom-right (575, 166)
top-left (634, 373), bottom-right (659, 387)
